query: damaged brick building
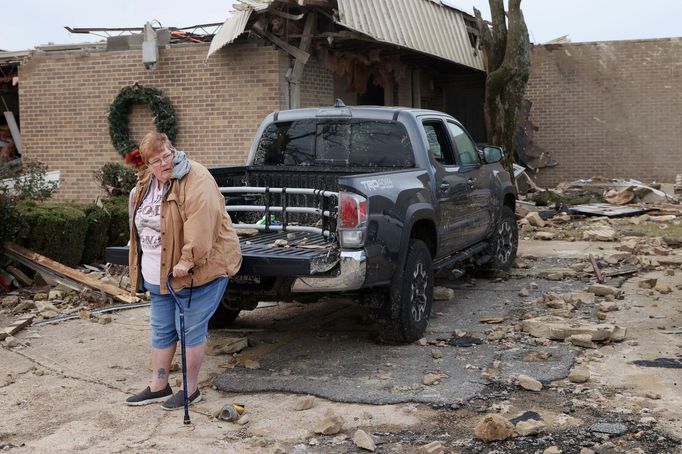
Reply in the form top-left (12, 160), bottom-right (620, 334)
top-left (523, 37), bottom-right (682, 187)
top-left (8, 0), bottom-right (487, 201)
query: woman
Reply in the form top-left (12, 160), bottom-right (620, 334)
top-left (125, 131), bottom-right (241, 410)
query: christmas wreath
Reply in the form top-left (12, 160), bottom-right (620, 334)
top-left (108, 83), bottom-right (177, 168)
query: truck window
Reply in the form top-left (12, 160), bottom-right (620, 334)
top-left (254, 119), bottom-right (414, 168)
top-left (446, 121), bottom-right (479, 165)
top-left (422, 120), bottom-right (455, 165)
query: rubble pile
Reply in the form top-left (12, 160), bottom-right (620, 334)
top-left (0, 256), bottom-right (132, 333)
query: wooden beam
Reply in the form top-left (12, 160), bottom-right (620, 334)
top-left (289, 12), bottom-right (316, 108)
top-left (0, 316), bottom-right (34, 341)
top-left (252, 20), bottom-right (310, 64)
top-left (4, 243), bottom-right (140, 304)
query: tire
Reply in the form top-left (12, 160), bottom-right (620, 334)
top-left (208, 296), bottom-right (241, 329)
top-left (382, 239), bottom-right (434, 343)
top-left (482, 205), bottom-right (518, 271)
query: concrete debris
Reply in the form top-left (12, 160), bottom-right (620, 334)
top-left (3, 335), bottom-right (19, 348)
top-left (293, 395), bottom-right (315, 411)
top-left (96, 314), bottom-right (112, 325)
top-left (433, 286), bottom-right (455, 301)
top-left (538, 268), bottom-right (577, 281)
top-left (352, 429), bottom-right (376, 452)
top-left (544, 447), bottom-right (562, 454)
top-left (48, 289), bottom-right (64, 300)
top-left (566, 334), bottom-right (597, 348)
top-left (206, 336), bottom-right (249, 356)
top-left (599, 301), bottom-right (619, 312)
top-left (654, 281), bottom-right (672, 294)
top-left (515, 419), bottom-right (547, 436)
top-left (422, 372), bottom-right (447, 386)
top-left (521, 316), bottom-right (626, 342)
top-left (417, 441), bottom-right (445, 454)
top-left (568, 367), bottom-right (590, 383)
top-left (473, 413), bottom-right (515, 442)
top-left (313, 410), bottom-right (344, 435)
top-left (518, 287), bottom-right (530, 297)
top-left (535, 231), bottom-right (557, 240)
top-left (638, 278), bottom-right (657, 289)
top-left (517, 374), bottom-right (543, 391)
top-left (586, 283), bottom-right (622, 298)
top-left (581, 224), bottom-right (617, 242)
top-left (525, 212), bottom-right (546, 228)
top-left (431, 348), bottom-right (443, 359)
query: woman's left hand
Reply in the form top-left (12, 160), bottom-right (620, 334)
top-left (172, 263), bottom-right (192, 278)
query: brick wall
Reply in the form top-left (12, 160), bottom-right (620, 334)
top-left (300, 52), bottom-right (335, 108)
top-left (19, 42), bottom-right (282, 201)
top-left (524, 38), bottom-right (682, 186)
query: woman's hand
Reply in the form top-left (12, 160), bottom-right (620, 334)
top-left (172, 263), bottom-right (192, 278)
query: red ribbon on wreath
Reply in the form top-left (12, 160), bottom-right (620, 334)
top-left (124, 148), bottom-right (144, 169)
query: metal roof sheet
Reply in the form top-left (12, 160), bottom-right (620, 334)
top-left (205, 7), bottom-right (254, 61)
top-left (336, 0), bottom-right (484, 70)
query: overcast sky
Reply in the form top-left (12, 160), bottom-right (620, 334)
top-left (2, 0), bottom-right (681, 52)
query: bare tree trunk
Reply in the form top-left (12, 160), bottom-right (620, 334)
top-left (475, 0), bottom-right (530, 174)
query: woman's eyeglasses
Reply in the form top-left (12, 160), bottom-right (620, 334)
top-left (149, 152), bottom-right (173, 167)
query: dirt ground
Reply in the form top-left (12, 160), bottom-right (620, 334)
top-left (2, 225), bottom-right (682, 452)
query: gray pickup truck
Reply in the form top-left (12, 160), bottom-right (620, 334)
top-left (108, 101), bottom-right (517, 342)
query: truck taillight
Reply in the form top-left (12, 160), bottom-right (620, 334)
top-left (339, 192), bottom-right (367, 228)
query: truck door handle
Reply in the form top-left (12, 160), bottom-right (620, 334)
top-left (467, 178), bottom-right (476, 189)
top-left (440, 182), bottom-right (450, 192)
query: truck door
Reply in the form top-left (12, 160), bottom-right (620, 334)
top-left (421, 119), bottom-right (472, 254)
top-left (446, 121), bottom-right (492, 243)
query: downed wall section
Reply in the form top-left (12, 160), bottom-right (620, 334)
top-left (524, 37), bottom-right (682, 187)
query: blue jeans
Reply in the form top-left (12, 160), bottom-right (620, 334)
top-left (145, 276), bottom-right (228, 349)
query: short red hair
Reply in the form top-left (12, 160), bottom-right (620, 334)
top-left (139, 131), bottom-right (174, 164)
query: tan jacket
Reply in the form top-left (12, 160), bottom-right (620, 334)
top-left (129, 160), bottom-right (242, 294)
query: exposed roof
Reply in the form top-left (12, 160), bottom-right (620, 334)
top-left (207, 0), bottom-right (484, 71)
top-left (336, 0), bottom-right (484, 70)
top-left (0, 50), bottom-right (31, 65)
top-left (206, 8), bottom-right (254, 61)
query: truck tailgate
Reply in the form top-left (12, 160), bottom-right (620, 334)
top-left (105, 231), bottom-right (339, 277)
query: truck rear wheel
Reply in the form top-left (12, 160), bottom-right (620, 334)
top-left (208, 295), bottom-right (241, 329)
top-left (382, 239), bottom-right (433, 343)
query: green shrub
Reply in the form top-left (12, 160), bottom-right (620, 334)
top-left (81, 204), bottom-right (112, 264)
top-left (102, 196), bottom-right (130, 246)
top-left (14, 202), bottom-right (87, 267)
top-left (0, 160), bottom-right (58, 246)
top-left (0, 189), bottom-right (14, 246)
top-left (94, 162), bottom-right (137, 196)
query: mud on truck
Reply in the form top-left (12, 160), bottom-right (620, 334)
top-left (108, 101), bottom-right (518, 343)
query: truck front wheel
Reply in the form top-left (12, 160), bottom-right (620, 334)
top-left (382, 239), bottom-right (433, 343)
top-left (482, 205), bottom-right (518, 271)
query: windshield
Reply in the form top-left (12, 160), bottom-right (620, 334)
top-left (254, 119), bottom-right (414, 168)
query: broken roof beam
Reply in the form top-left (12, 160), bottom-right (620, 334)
top-left (252, 18), bottom-right (310, 64)
top-left (3, 243), bottom-right (139, 304)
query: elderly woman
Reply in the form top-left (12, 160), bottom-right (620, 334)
top-left (125, 131), bottom-right (241, 409)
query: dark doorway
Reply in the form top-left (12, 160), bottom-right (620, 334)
top-left (358, 76), bottom-right (385, 106)
top-left (444, 86), bottom-right (486, 143)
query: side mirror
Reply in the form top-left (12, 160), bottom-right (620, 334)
top-left (482, 145), bottom-right (503, 163)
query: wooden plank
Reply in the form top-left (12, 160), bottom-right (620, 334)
top-left (4, 243), bottom-right (139, 304)
top-left (0, 316), bottom-right (34, 341)
top-left (3, 111), bottom-right (22, 154)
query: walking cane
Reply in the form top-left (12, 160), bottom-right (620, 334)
top-left (166, 271), bottom-right (192, 425)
